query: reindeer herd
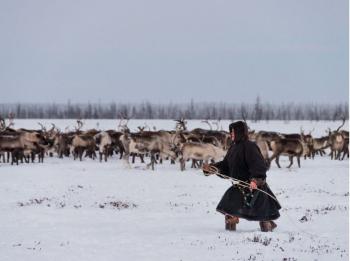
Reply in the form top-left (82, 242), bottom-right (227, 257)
top-left (0, 118), bottom-right (348, 170)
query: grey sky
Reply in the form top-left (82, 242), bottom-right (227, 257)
top-left (0, 0), bottom-right (348, 104)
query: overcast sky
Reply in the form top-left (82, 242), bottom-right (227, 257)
top-left (0, 0), bottom-right (348, 104)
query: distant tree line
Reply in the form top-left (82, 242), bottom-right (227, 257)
top-left (0, 99), bottom-right (348, 121)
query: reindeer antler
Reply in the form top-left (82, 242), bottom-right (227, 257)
top-left (212, 120), bottom-right (219, 131)
top-left (38, 122), bottom-right (46, 132)
top-left (336, 117), bottom-right (346, 132)
top-left (308, 128), bottom-right (315, 135)
top-left (7, 113), bottom-right (15, 128)
top-left (49, 123), bottom-right (56, 133)
top-left (75, 120), bottom-right (84, 132)
top-left (118, 113), bottom-right (131, 130)
top-left (175, 118), bottom-right (187, 131)
top-left (201, 120), bottom-right (212, 130)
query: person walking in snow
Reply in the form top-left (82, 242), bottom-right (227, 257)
top-left (202, 121), bottom-right (281, 232)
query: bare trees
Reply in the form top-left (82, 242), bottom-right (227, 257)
top-left (0, 100), bottom-right (348, 121)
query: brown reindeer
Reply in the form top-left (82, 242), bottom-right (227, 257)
top-left (269, 138), bottom-right (309, 168)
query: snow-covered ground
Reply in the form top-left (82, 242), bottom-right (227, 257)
top-left (0, 120), bottom-right (348, 261)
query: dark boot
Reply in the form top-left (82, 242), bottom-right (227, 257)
top-left (225, 215), bottom-right (239, 231)
top-left (259, 221), bottom-right (273, 232)
top-left (269, 221), bottom-right (277, 231)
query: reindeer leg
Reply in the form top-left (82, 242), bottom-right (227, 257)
top-left (269, 153), bottom-right (280, 168)
top-left (337, 150), bottom-right (341, 160)
top-left (199, 160), bottom-right (203, 168)
top-left (269, 153), bottom-right (276, 168)
top-left (9, 151), bottom-right (13, 165)
top-left (180, 158), bottom-right (185, 171)
top-left (79, 148), bottom-right (83, 161)
top-left (191, 160), bottom-right (195, 168)
top-left (151, 154), bottom-right (155, 170)
top-left (275, 156), bottom-right (281, 168)
top-left (287, 156), bottom-right (293, 168)
top-left (153, 155), bottom-right (159, 164)
top-left (344, 147), bottom-right (349, 159)
top-left (146, 154), bottom-right (153, 170)
top-left (10, 152), bottom-right (14, 165)
top-left (297, 156), bottom-right (301, 168)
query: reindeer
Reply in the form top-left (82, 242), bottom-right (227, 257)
top-left (94, 131), bottom-right (112, 162)
top-left (269, 138), bottom-right (310, 168)
top-left (54, 132), bottom-right (74, 158)
top-left (310, 136), bottom-right (330, 158)
top-left (0, 128), bottom-right (50, 165)
top-left (341, 133), bottom-right (349, 160)
top-left (328, 130), bottom-right (345, 160)
top-left (0, 118), bottom-right (15, 162)
top-left (120, 130), bottom-right (185, 170)
top-left (177, 142), bottom-right (226, 171)
top-left (190, 128), bottom-right (231, 150)
top-left (254, 131), bottom-right (283, 151)
top-left (18, 125), bottom-right (53, 163)
top-left (70, 121), bottom-right (97, 160)
top-left (71, 134), bottom-right (96, 161)
top-left (119, 130), bottom-right (151, 169)
top-left (248, 131), bottom-right (271, 168)
top-left (300, 128), bottom-right (314, 159)
top-left (327, 119), bottom-right (347, 160)
top-left (106, 130), bottom-right (125, 159)
top-left (0, 134), bottom-right (24, 165)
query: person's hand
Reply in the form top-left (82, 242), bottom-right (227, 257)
top-left (202, 163), bottom-right (216, 176)
top-left (249, 180), bottom-right (257, 190)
